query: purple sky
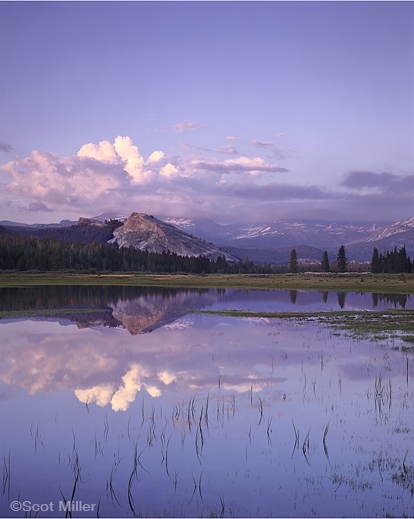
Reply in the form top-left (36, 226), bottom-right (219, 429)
top-left (0, 1), bottom-right (413, 225)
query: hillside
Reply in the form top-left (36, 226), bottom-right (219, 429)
top-left (0, 217), bottom-right (122, 245)
top-left (109, 213), bottom-right (237, 263)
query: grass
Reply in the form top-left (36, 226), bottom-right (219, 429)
top-left (0, 308), bottom-right (111, 319)
top-left (0, 271), bottom-right (414, 294)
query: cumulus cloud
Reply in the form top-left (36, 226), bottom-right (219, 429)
top-left (146, 151), bottom-right (165, 164)
top-left (160, 163), bottom-right (179, 177)
top-left (3, 135), bottom-right (409, 224)
top-left (113, 136), bottom-right (146, 183)
top-left (78, 140), bottom-right (119, 163)
top-left (1, 149), bottom-right (127, 211)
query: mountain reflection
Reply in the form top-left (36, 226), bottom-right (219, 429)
top-left (0, 286), bottom-right (413, 412)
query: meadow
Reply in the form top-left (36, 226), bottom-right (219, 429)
top-left (0, 271), bottom-right (413, 294)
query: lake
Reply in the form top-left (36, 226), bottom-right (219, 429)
top-left (1, 286), bottom-right (414, 517)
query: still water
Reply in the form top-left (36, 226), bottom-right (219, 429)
top-left (1, 287), bottom-right (414, 517)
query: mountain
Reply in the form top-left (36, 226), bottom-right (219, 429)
top-left (165, 216), bottom-right (414, 262)
top-left (0, 217), bottom-right (122, 245)
top-left (0, 219), bottom-right (76, 229)
top-left (109, 213), bottom-right (237, 263)
top-left (1, 213), bottom-right (413, 264)
top-left (164, 217), bottom-right (384, 248)
top-left (341, 217), bottom-right (414, 261)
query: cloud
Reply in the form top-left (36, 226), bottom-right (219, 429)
top-left (160, 163), bottom-right (179, 177)
top-left (113, 136), bottom-right (146, 183)
top-left (0, 143), bottom-right (13, 153)
top-left (342, 171), bottom-right (414, 195)
top-left (1, 149), bottom-right (128, 211)
top-left (276, 133), bottom-right (285, 139)
top-left (215, 181), bottom-right (330, 201)
top-left (2, 135), bottom-right (410, 225)
top-left (189, 156), bottom-right (288, 175)
top-left (173, 120), bottom-right (205, 133)
top-left (216, 145), bottom-right (239, 155)
top-left (78, 140), bottom-right (119, 163)
top-left (225, 136), bottom-right (240, 141)
top-left (21, 201), bottom-right (54, 213)
top-left (250, 140), bottom-right (274, 148)
top-left (175, 142), bottom-right (239, 156)
top-left (146, 151), bottom-right (165, 164)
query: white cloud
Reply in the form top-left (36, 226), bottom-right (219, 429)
top-left (160, 163), bottom-right (179, 177)
top-left (113, 136), bottom-right (146, 183)
top-left (78, 140), bottom-right (119, 163)
top-left (0, 135), bottom-right (309, 223)
top-left (146, 151), bottom-right (165, 164)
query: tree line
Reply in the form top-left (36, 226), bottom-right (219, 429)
top-left (0, 234), bottom-right (278, 274)
top-left (371, 246), bottom-right (413, 274)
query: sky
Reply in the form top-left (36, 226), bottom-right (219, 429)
top-left (0, 1), bottom-right (413, 225)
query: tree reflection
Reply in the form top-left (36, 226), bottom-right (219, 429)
top-left (337, 292), bottom-right (346, 309)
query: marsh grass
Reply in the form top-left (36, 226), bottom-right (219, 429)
top-left (197, 309), bottom-right (414, 346)
top-left (2, 451), bottom-right (10, 499)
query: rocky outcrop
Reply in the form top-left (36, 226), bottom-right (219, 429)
top-left (109, 213), bottom-right (237, 263)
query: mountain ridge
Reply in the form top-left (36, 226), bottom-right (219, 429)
top-left (1, 213), bottom-right (413, 264)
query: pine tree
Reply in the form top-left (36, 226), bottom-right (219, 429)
top-left (337, 245), bottom-right (347, 273)
top-left (289, 249), bottom-right (298, 273)
top-left (371, 247), bottom-right (381, 273)
top-left (322, 251), bottom-right (329, 273)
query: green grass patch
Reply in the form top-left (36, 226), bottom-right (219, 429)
top-left (0, 272), bottom-right (413, 294)
top-left (0, 308), bottom-right (111, 319)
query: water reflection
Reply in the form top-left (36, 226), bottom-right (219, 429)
top-left (337, 291), bottom-right (346, 308)
top-left (1, 286), bottom-right (413, 335)
top-left (1, 288), bottom-right (414, 517)
top-left (289, 289), bottom-right (297, 304)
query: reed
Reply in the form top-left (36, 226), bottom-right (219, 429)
top-left (103, 415), bottom-right (109, 442)
top-left (108, 457), bottom-right (122, 507)
top-left (403, 449), bottom-right (409, 474)
top-left (2, 451), bottom-right (10, 499)
top-left (323, 420), bottom-right (330, 444)
top-left (258, 396), bottom-right (264, 426)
